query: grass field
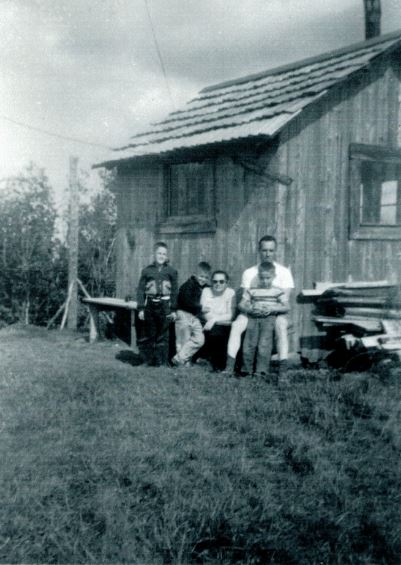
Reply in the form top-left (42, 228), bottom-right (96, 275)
top-left (0, 324), bottom-right (400, 564)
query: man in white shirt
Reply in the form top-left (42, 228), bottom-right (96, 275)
top-left (225, 235), bottom-right (294, 377)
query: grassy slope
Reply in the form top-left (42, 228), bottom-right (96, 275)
top-left (0, 325), bottom-right (400, 564)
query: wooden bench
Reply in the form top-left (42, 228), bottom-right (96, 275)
top-left (82, 297), bottom-right (138, 352)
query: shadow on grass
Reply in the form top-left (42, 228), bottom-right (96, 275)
top-left (115, 349), bottom-right (143, 366)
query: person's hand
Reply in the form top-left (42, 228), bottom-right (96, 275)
top-left (252, 306), bottom-right (265, 315)
top-left (138, 310), bottom-right (145, 321)
top-left (204, 318), bottom-right (215, 331)
top-left (167, 312), bottom-right (177, 322)
top-left (257, 305), bottom-right (273, 315)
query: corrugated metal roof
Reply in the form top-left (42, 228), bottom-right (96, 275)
top-left (97, 30), bottom-right (401, 168)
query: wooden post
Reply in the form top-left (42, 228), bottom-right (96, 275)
top-left (88, 304), bottom-right (100, 343)
top-left (130, 310), bottom-right (138, 352)
top-left (364, 0), bottom-right (381, 39)
top-left (67, 156), bottom-right (79, 330)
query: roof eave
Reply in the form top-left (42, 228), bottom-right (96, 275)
top-left (93, 133), bottom-right (277, 169)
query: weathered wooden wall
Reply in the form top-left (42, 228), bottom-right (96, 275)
top-left (115, 158), bottom-right (278, 286)
top-left (277, 52), bottom-right (401, 348)
top-left (114, 51), bottom-right (401, 352)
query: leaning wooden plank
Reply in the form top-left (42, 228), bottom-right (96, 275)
top-left (60, 281), bottom-right (74, 330)
top-left (47, 301), bottom-right (66, 329)
top-left (77, 279), bottom-right (113, 324)
top-left (76, 278), bottom-right (91, 299)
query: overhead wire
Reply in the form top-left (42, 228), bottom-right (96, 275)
top-left (0, 114), bottom-right (113, 150)
top-left (143, 0), bottom-right (175, 111)
top-left (2, 2), bottom-right (176, 149)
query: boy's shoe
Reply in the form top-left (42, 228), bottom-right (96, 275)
top-left (171, 355), bottom-right (186, 367)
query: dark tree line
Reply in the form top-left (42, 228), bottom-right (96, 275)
top-left (0, 164), bottom-right (116, 328)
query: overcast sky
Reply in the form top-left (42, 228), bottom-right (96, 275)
top-left (1, 0), bottom-right (401, 206)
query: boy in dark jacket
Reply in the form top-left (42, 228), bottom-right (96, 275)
top-left (136, 242), bottom-right (178, 366)
top-left (172, 261), bottom-right (211, 367)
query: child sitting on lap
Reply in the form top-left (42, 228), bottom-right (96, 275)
top-left (239, 261), bottom-right (289, 377)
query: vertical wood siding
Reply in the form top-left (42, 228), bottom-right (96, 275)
top-left (114, 52), bottom-right (401, 350)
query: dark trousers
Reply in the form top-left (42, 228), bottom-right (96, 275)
top-left (203, 324), bottom-right (231, 371)
top-left (242, 316), bottom-right (275, 374)
top-left (138, 300), bottom-right (171, 366)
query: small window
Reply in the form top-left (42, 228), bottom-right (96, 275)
top-left (158, 160), bottom-right (216, 234)
top-left (349, 143), bottom-right (401, 239)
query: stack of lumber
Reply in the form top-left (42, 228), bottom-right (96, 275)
top-left (300, 281), bottom-right (401, 358)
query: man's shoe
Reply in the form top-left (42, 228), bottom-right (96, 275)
top-left (222, 356), bottom-right (236, 376)
top-left (171, 355), bottom-right (186, 367)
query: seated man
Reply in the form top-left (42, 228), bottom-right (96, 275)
top-left (225, 235), bottom-right (294, 378)
top-left (200, 270), bottom-right (236, 371)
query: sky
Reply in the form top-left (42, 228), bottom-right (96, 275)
top-left (1, 0), bottom-right (401, 209)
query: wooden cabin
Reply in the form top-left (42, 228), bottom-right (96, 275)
top-left (96, 30), bottom-right (401, 354)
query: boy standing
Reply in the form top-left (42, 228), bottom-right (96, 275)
top-left (136, 242), bottom-right (178, 366)
top-left (239, 261), bottom-right (289, 378)
top-left (172, 261), bottom-right (211, 367)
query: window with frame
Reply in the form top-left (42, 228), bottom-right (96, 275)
top-left (158, 160), bottom-right (216, 234)
top-left (349, 143), bottom-right (401, 239)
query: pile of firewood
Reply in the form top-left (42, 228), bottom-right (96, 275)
top-left (300, 281), bottom-right (401, 365)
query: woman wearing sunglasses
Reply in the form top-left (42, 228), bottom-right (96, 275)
top-left (199, 270), bottom-right (236, 371)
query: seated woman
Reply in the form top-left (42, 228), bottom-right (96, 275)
top-left (200, 270), bottom-right (235, 371)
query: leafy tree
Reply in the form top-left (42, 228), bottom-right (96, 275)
top-left (0, 163), bottom-right (64, 326)
top-left (77, 170), bottom-right (117, 299)
top-left (0, 165), bottom-right (117, 329)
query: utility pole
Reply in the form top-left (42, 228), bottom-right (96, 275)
top-left (67, 156), bottom-right (79, 330)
